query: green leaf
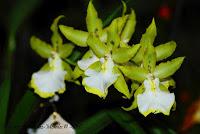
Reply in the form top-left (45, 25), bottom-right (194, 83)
top-left (113, 67), bottom-right (131, 99)
top-left (121, 9), bottom-right (136, 43)
top-left (102, 0), bottom-right (131, 27)
top-left (112, 44), bottom-right (141, 64)
top-left (143, 43), bottom-right (156, 73)
top-left (107, 110), bottom-right (145, 134)
top-left (119, 65), bottom-right (148, 82)
top-left (155, 41), bottom-right (176, 61)
top-left (59, 25), bottom-right (88, 47)
top-left (50, 15), bottom-right (64, 49)
top-left (154, 57), bottom-right (185, 79)
top-left (6, 90), bottom-right (38, 134)
top-left (30, 36), bottom-right (53, 58)
top-left (58, 43), bottom-right (74, 58)
top-left (76, 110), bottom-right (112, 134)
top-left (8, 0), bottom-right (41, 34)
top-left (122, 84), bottom-right (144, 111)
top-left (87, 34), bottom-right (109, 58)
top-left (132, 18), bottom-right (157, 64)
top-left (86, 1), bottom-right (103, 33)
top-left (0, 79), bottom-right (11, 133)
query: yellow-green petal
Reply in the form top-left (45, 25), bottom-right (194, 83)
top-left (30, 36), bottom-right (53, 58)
top-left (59, 25), bottom-right (88, 47)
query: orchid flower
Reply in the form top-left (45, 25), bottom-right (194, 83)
top-left (120, 19), bottom-right (184, 116)
top-left (59, 1), bottom-right (140, 99)
top-left (29, 16), bottom-right (74, 98)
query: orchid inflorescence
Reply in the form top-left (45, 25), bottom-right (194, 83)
top-left (29, 1), bottom-right (184, 117)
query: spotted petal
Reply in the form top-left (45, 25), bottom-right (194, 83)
top-left (30, 54), bottom-right (66, 98)
top-left (137, 78), bottom-right (175, 116)
top-left (82, 56), bottom-right (118, 98)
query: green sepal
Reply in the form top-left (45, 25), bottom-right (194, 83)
top-left (113, 67), bottom-right (131, 99)
top-left (122, 84), bottom-right (144, 111)
top-left (155, 41), bottom-right (176, 61)
top-left (50, 15), bottom-right (64, 49)
top-left (30, 36), bottom-right (53, 58)
top-left (86, 1), bottom-right (103, 33)
top-left (59, 25), bottom-right (88, 47)
top-left (73, 65), bottom-right (83, 79)
top-left (161, 78), bottom-right (176, 89)
top-left (143, 43), bottom-right (156, 73)
top-left (58, 43), bottom-right (74, 58)
top-left (121, 0), bottom-right (127, 15)
top-left (62, 61), bottom-right (73, 81)
top-left (107, 18), bottom-right (121, 48)
top-left (87, 34), bottom-right (109, 58)
top-left (132, 18), bottom-right (157, 63)
top-left (154, 57), bottom-right (185, 79)
top-left (112, 44), bottom-right (141, 64)
top-left (88, 61), bottom-right (102, 72)
top-left (99, 29), bottom-right (108, 43)
top-left (121, 9), bottom-right (136, 43)
top-left (118, 65), bottom-right (148, 82)
top-left (131, 81), bottom-right (140, 94)
top-left (40, 63), bottom-right (50, 71)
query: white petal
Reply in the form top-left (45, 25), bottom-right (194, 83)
top-left (33, 112), bottom-right (75, 134)
top-left (77, 54), bottom-right (99, 70)
top-left (32, 69), bottom-right (66, 97)
top-left (137, 78), bottom-right (175, 116)
top-left (30, 54), bottom-right (66, 98)
top-left (83, 56), bottom-right (118, 97)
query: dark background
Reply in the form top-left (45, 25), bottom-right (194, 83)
top-left (0, 0), bottom-right (200, 133)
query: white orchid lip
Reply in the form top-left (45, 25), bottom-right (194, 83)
top-left (30, 53), bottom-right (66, 98)
top-left (137, 78), bottom-right (175, 117)
top-left (82, 55), bottom-right (119, 98)
top-left (77, 53), bottom-right (99, 70)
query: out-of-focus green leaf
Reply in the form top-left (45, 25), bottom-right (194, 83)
top-left (103, 0), bottom-right (131, 27)
top-left (113, 67), bottom-right (131, 99)
top-left (132, 19), bottom-right (157, 64)
top-left (112, 44), bottom-right (140, 64)
top-left (87, 34), bottom-right (109, 58)
top-left (121, 10), bottom-right (136, 43)
top-left (6, 90), bottom-right (38, 134)
top-left (86, 1), bottom-right (103, 33)
top-left (58, 43), bottom-right (74, 58)
top-left (155, 41), bottom-right (176, 61)
top-left (150, 127), bottom-right (177, 134)
top-left (154, 57), bottom-right (185, 79)
top-left (30, 36), bottom-right (53, 58)
top-left (50, 15), bottom-right (64, 49)
top-left (8, 0), bottom-right (41, 33)
top-left (76, 110), bottom-right (112, 134)
top-left (59, 25), bottom-right (88, 47)
top-left (0, 79), bottom-right (11, 133)
top-left (65, 49), bottom-right (83, 66)
top-left (107, 110), bottom-right (145, 134)
top-left (119, 65), bottom-right (148, 82)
